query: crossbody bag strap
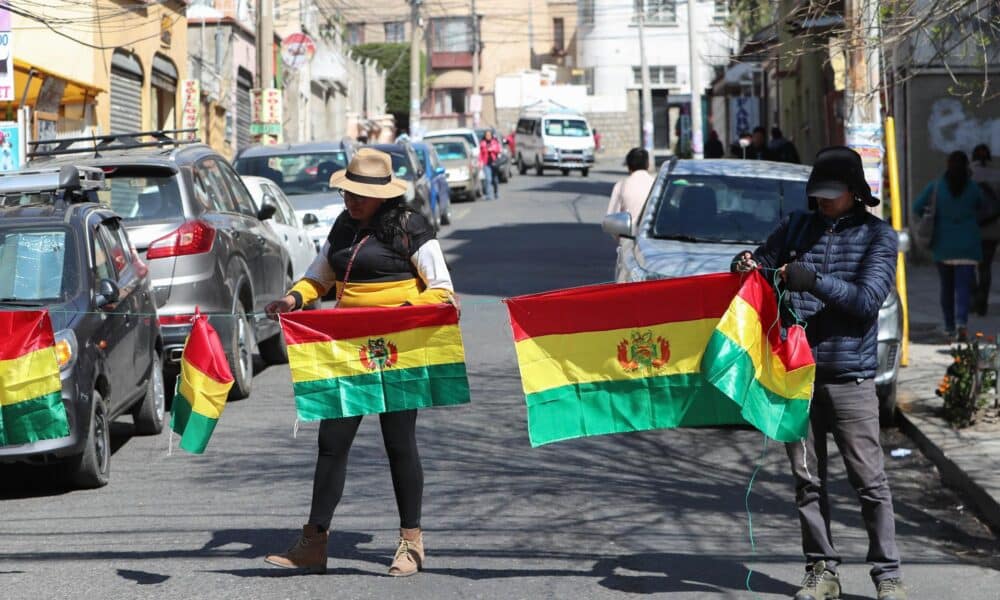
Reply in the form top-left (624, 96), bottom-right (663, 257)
top-left (335, 234), bottom-right (371, 307)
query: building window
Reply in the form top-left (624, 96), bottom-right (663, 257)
top-left (347, 23), bottom-right (365, 46)
top-left (433, 88), bottom-right (468, 115)
top-left (580, 0), bottom-right (595, 26)
top-left (432, 17), bottom-right (473, 53)
top-left (632, 65), bottom-right (678, 85)
top-left (552, 18), bottom-right (565, 53)
top-left (714, 0), bottom-right (728, 22)
top-left (384, 21), bottom-right (406, 43)
top-left (634, 0), bottom-right (677, 24)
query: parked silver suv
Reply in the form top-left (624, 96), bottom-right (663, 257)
top-left (30, 131), bottom-right (291, 400)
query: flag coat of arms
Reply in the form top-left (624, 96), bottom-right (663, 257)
top-left (170, 312), bottom-right (234, 454)
top-left (0, 310), bottom-right (69, 446)
top-left (505, 272), bottom-right (815, 446)
top-left (281, 304), bottom-right (470, 420)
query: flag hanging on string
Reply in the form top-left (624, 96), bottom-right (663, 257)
top-left (0, 310), bottom-right (69, 447)
top-left (505, 271), bottom-right (815, 447)
top-left (170, 311), bottom-right (233, 454)
top-left (281, 304), bottom-right (470, 421)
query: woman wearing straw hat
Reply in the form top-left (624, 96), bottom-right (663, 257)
top-left (263, 147), bottom-right (455, 577)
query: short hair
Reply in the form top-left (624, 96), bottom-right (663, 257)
top-left (752, 126), bottom-right (766, 136)
top-left (771, 127), bottom-right (783, 139)
top-left (625, 148), bottom-right (649, 172)
top-left (972, 143), bottom-right (991, 164)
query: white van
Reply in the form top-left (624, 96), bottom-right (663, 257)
top-left (514, 107), bottom-right (595, 177)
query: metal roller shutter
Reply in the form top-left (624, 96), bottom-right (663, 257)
top-left (236, 70), bottom-right (252, 152)
top-left (110, 69), bottom-right (142, 134)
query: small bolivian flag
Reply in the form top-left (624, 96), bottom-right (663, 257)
top-left (170, 311), bottom-right (233, 454)
top-left (505, 271), bottom-right (815, 447)
top-left (0, 310), bottom-right (69, 446)
top-left (281, 304), bottom-right (470, 420)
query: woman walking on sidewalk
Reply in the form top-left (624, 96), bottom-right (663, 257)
top-left (914, 150), bottom-right (984, 342)
top-left (263, 148), bottom-right (456, 576)
top-left (479, 129), bottom-right (502, 200)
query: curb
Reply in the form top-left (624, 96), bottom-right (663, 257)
top-left (898, 409), bottom-right (1000, 534)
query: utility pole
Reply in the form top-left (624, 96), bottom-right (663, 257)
top-left (410, 0), bottom-right (422, 138)
top-left (251, 0), bottom-right (281, 144)
top-left (527, 0), bottom-right (534, 70)
top-left (638, 12), bottom-right (654, 160)
top-left (471, 0), bottom-right (480, 127)
top-left (687, 0), bottom-right (702, 158)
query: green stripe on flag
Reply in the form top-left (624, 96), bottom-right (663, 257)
top-left (170, 391), bottom-right (219, 454)
top-left (0, 391), bottom-right (70, 447)
top-left (701, 330), bottom-right (811, 443)
top-left (293, 362), bottom-right (471, 420)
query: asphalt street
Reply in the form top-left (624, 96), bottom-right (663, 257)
top-left (1, 164), bottom-right (998, 599)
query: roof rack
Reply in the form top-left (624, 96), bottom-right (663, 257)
top-left (27, 129), bottom-right (200, 159)
top-left (0, 165), bottom-right (106, 199)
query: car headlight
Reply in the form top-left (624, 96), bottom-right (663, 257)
top-left (544, 146), bottom-right (557, 156)
top-left (54, 329), bottom-right (78, 372)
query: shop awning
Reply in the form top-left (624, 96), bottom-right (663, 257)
top-left (9, 60), bottom-right (105, 106)
top-left (432, 69), bottom-right (473, 90)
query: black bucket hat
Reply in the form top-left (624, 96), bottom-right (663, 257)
top-left (806, 146), bottom-right (877, 207)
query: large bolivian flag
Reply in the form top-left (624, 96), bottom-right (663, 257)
top-left (281, 304), bottom-right (470, 420)
top-left (0, 310), bottom-right (68, 446)
top-left (170, 312), bottom-right (234, 454)
top-left (506, 272), bottom-right (814, 447)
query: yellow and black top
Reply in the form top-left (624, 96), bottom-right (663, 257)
top-left (288, 201), bottom-right (454, 309)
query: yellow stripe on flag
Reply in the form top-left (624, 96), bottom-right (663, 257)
top-left (287, 323), bottom-right (466, 383)
top-left (178, 363), bottom-right (230, 419)
top-left (514, 318), bottom-right (720, 395)
top-left (714, 296), bottom-right (815, 400)
top-left (0, 346), bottom-right (61, 407)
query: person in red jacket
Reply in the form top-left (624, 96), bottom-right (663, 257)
top-left (479, 130), bottom-right (502, 200)
top-left (505, 131), bottom-right (516, 160)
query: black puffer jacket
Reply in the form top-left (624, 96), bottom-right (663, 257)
top-left (752, 205), bottom-right (898, 381)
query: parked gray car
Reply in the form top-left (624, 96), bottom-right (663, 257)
top-left (602, 158), bottom-right (903, 425)
top-left (30, 131), bottom-right (291, 401)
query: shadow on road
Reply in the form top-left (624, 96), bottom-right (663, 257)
top-left (520, 178), bottom-right (616, 199)
top-left (117, 569), bottom-right (170, 585)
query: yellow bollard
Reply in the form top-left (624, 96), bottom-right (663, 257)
top-left (885, 117), bottom-right (909, 366)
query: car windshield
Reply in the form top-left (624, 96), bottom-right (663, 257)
top-left (97, 174), bottom-right (183, 222)
top-left (235, 151), bottom-right (348, 196)
top-left (432, 141), bottom-right (468, 160)
top-left (0, 228), bottom-right (77, 303)
top-left (544, 119), bottom-right (590, 137)
top-left (652, 175), bottom-right (809, 243)
top-left (385, 152), bottom-right (414, 181)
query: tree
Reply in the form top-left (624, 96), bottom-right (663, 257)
top-left (351, 43), bottom-right (427, 130)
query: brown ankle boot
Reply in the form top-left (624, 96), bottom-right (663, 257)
top-left (388, 528), bottom-right (424, 577)
top-left (264, 524), bottom-right (329, 573)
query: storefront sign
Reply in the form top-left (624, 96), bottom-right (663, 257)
top-left (180, 79), bottom-right (200, 140)
top-left (729, 96), bottom-right (760, 143)
top-left (846, 122), bottom-right (884, 200)
top-left (251, 88), bottom-right (282, 142)
top-left (281, 33), bottom-right (316, 71)
top-left (0, 120), bottom-right (22, 171)
top-left (0, 4), bottom-right (13, 102)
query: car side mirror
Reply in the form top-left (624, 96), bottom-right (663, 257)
top-left (257, 203), bottom-right (278, 221)
top-left (302, 213), bottom-right (319, 226)
top-left (897, 230), bottom-right (910, 253)
top-left (602, 212), bottom-right (634, 239)
top-left (435, 166), bottom-right (446, 176)
top-left (95, 278), bottom-right (120, 308)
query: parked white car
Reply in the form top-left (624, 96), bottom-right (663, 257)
top-left (241, 176), bottom-right (318, 281)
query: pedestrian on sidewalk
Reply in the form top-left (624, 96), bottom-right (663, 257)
top-left (263, 148), bottom-right (456, 577)
top-left (732, 146), bottom-right (907, 600)
top-left (914, 150), bottom-right (984, 341)
top-left (606, 147), bottom-right (655, 233)
top-left (704, 130), bottom-right (725, 159)
top-left (479, 129), bottom-right (502, 200)
top-left (971, 144), bottom-right (1000, 315)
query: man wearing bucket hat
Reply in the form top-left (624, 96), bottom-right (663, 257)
top-left (732, 147), bottom-right (906, 600)
top-left (263, 147), bottom-right (455, 577)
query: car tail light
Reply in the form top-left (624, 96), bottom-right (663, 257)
top-left (146, 221), bottom-right (215, 259)
top-left (158, 314), bottom-right (195, 326)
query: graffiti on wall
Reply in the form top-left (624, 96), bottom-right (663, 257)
top-left (928, 98), bottom-right (1000, 154)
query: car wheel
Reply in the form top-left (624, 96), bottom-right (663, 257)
top-left (441, 205), bottom-right (451, 226)
top-left (561, 168), bottom-right (570, 176)
top-left (133, 351), bottom-right (165, 435)
top-left (499, 166), bottom-right (509, 183)
top-left (69, 391), bottom-right (111, 488)
top-left (582, 168), bottom-right (590, 177)
top-left (877, 380), bottom-right (898, 428)
top-left (227, 304), bottom-right (254, 400)
top-left (518, 155), bottom-right (528, 175)
top-left (258, 277), bottom-right (289, 366)
top-left (534, 156), bottom-right (543, 176)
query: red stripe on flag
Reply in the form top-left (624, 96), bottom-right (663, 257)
top-left (182, 314), bottom-right (234, 384)
top-left (0, 310), bottom-right (55, 361)
top-left (736, 272), bottom-right (815, 372)
top-left (506, 273), bottom-right (741, 342)
top-left (280, 303), bottom-right (460, 345)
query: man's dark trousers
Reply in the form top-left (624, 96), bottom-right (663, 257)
top-left (785, 378), bottom-right (901, 583)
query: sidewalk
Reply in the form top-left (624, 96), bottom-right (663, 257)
top-left (896, 259), bottom-right (1000, 533)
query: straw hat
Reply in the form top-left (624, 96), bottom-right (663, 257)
top-left (329, 148), bottom-right (409, 199)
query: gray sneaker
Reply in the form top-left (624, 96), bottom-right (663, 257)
top-left (794, 561), bottom-right (841, 600)
top-left (876, 578), bottom-right (907, 600)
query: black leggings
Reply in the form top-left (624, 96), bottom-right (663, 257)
top-left (308, 410), bottom-right (423, 530)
